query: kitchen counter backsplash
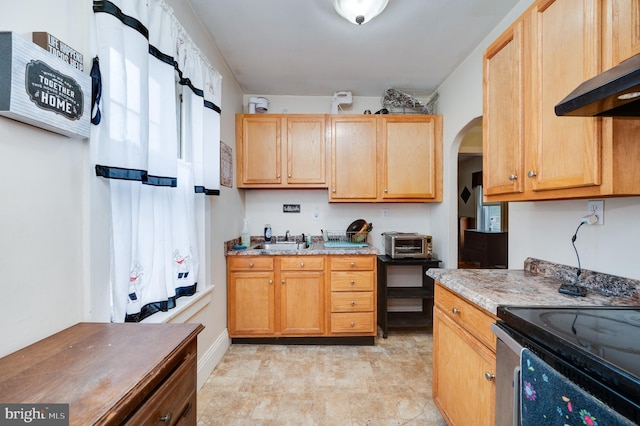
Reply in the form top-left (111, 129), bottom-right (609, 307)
top-left (524, 257), bottom-right (638, 297)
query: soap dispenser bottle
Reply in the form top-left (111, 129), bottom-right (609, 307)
top-left (241, 219), bottom-right (250, 247)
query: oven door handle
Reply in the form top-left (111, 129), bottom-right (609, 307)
top-left (513, 365), bottom-right (521, 424)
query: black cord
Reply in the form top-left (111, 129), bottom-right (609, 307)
top-left (571, 222), bottom-right (585, 280)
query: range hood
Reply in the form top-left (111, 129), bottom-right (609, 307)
top-left (555, 53), bottom-right (640, 117)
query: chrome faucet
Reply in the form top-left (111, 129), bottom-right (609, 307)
top-left (285, 230), bottom-right (291, 242)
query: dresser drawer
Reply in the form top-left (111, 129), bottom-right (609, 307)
top-left (330, 271), bottom-right (375, 291)
top-left (330, 312), bottom-right (375, 334)
top-left (434, 283), bottom-right (497, 351)
top-left (228, 256), bottom-right (274, 271)
top-left (331, 292), bottom-right (374, 313)
top-left (280, 256), bottom-right (324, 271)
top-left (330, 256), bottom-right (375, 271)
top-left (124, 346), bottom-right (197, 425)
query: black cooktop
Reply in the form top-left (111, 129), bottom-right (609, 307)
top-left (497, 305), bottom-right (640, 423)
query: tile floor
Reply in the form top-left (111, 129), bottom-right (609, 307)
top-left (197, 329), bottom-right (446, 425)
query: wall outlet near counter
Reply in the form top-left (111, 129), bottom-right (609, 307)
top-left (382, 208), bottom-right (389, 220)
top-left (587, 200), bottom-right (604, 225)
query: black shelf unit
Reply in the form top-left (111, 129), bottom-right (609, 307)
top-left (377, 255), bottom-right (441, 338)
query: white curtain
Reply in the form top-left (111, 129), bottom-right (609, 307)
top-left (93, 0), bottom-right (221, 322)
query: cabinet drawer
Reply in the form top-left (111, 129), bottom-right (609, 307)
top-left (330, 256), bottom-right (375, 270)
top-left (125, 350), bottom-right (197, 425)
top-left (280, 256), bottom-right (324, 270)
top-left (331, 292), bottom-right (374, 312)
top-left (331, 312), bottom-right (375, 334)
top-left (435, 283), bottom-right (497, 351)
top-left (330, 271), bottom-right (374, 291)
top-left (228, 256), bottom-right (274, 271)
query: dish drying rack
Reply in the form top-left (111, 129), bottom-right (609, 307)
top-left (322, 230), bottom-right (369, 248)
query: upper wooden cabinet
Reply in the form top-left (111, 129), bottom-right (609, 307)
top-left (483, 0), bottom-right (640, 202)
top-left (613, 0), bottom-right (640, 64)
top-left (330, 114), bottom-right (443, 203)
top-left (236, 114), bottom-right (327, 188)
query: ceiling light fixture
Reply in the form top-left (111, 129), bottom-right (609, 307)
top-left (332, 0), bottom-right (389, 25)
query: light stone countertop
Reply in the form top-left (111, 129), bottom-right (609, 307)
top-left (225, 240), bottom-right (379, 256)
top-left (428, 259), bottom-right (640, 315)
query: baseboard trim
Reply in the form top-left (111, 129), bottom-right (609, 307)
top-left (196, 328), bottom-right (231, 390)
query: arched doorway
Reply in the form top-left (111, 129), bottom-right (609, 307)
top-left (457, 118), bottom-right (508, 269)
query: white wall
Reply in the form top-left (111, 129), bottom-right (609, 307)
top-left (0, 0), bottom-right (247, 386)
top-left (435, 0), bottom-right (640, 279)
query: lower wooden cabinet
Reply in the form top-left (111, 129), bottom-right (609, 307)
top-left (433, 283), bottom-right (497, 426)
top-left (227, 254), bottom-right (377, 338)
top-left (0, 322), bottom-right (203, 425)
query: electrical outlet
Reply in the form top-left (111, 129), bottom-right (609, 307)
top-left (313, 208), bottom-right (319, 221)
top-left (587, 200), bottom-right (604, 225)
top-left (382, 208), bottom-right (389, 220)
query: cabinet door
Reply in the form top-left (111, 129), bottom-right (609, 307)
top-left (285, 115), bottom-right (327, 185)
top-left (378, 115), bottom-right (442, 201)
top-left (614, 0), bottom-right (640, 64)
top-left (433, 307), bottom-right (496, 426)
top-left (330, 116), bottom-right (377, 201)
top-left (280, 271), bottom-right (325, 335)
top-left (238, 115), bottom-right (281, 185)
top-left (228, 271), bottom-right (275, 336)
top-left (528, 0), bottom-right (602, 192)
top-left (483, 20), bottom-right (525, 197)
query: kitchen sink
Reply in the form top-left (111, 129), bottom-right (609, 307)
top-left (251, 242), bottom-right (304, 251)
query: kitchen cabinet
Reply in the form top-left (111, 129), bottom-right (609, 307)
top-left (227, 256), bottom-right (276, 336)
top-left (483, 0), bottom-right (640, 202)
top-left (329, 115), bottom-right (442, 202)
top-left (376, 255), bottom-right (441, 338)
top-left (0, 322), bottom-right (203, 426)
top-left (329, 255), bottom-right (377, 335)
top-left (279, 256), bottom-right (325, 335)
top-left (613, 0), bottom-right (640, 64)
top-left (433, 283), bottom-right (497, 426)
top-left (236, 114), bottom-right (327, 188)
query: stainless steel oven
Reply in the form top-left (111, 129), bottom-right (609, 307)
top-left (493, 306), bottom-right (640, 425)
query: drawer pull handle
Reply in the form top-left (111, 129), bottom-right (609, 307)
top-left (351, 301), bottom-right (355, 306)
top-left (485, 372), bottom-right (496, 381)
top-left (181, 402), bottom-right (193, 419)
top-left (452, 308), bottom-right (460, 315)
top-left (249, 262), bottom-right (254, 268)
top-left (160, 412), bottom-right (173, 425)
top-left (300, 262), bottom-right (304, 267)
top-left (350, 321), bottom-right (355, 327)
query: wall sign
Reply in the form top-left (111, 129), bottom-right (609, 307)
top-left (0, 32), bottom-right (90, 138)
top-left (32, 32), bottom-right (83, 71)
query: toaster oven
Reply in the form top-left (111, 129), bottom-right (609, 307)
top-left (383, 232), bottom-right (432, 259)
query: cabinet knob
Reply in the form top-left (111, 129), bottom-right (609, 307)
top-left (452, 308), bottom-right (460, 315)
top-left (384, 188), bottom-right (388, 193)
top-left (350, 321), bottom-right (355, 327)
top-left (288, 174), bottom-right (292, 178)
top-left (350, 262), bottom-right (355, 267)
top-left (485, 372), bottom-right (496, 381)
top-left (351, 301), bottom-right (356, 306)
top-left (160, 412), bottom-right (173, 425)
top-left (508, 174), bottom-right (518, 181)
top-left (277, 174), bottom-right (281, 178)
top-left (249, 262), bottom-right (254, 268)
top-left (350, 280), bottom-right (355, 285)
top-left (281, 280), bottom-right (286, 284)
top-left (300, 262), bottom-right (304, 267)
top-left (269, 279), bottom-right (273, 284)
top-left (332, 189), bottom-right (336, 193)
top-left (528, 170), bottom-right (537, 178)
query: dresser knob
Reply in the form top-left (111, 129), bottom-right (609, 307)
top-left (160, 412), bottom-right (173, 425)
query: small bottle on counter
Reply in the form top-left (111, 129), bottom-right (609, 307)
top-left (241, 219), bottom-right (250, 247)
top-left (264, 224), bottom-right (272, 243)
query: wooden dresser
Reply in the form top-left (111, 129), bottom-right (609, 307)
top-left (0, 322), bottom-right (203, 425)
